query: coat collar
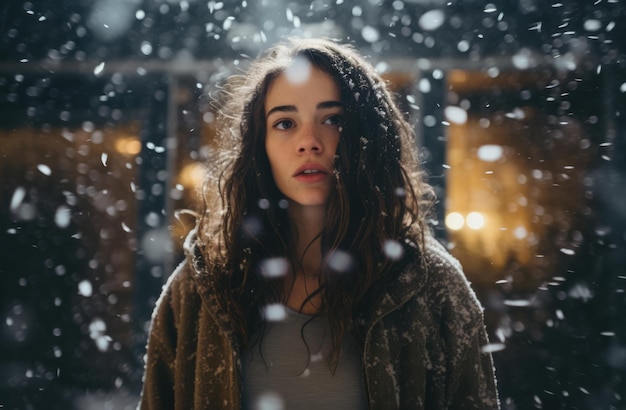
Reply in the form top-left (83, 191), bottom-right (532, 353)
top-left (354, 238), bottom-right (428, 336)
top-left (184, 228), bottom-right (238, 343)
top-left (184, 228), bottom-right (435, 338)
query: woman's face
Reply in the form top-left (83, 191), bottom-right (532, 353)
top-left (264, 64), bottom-right (343, 211)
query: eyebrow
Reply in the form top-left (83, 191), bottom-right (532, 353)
top-left (266, 100), bottom-right (343, 119)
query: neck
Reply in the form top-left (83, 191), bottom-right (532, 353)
top-left (283, 203), bottom-right (326, 314)
top-left (287, 203), bottom-right (325, 277)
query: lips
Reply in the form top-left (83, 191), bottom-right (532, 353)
top-left (293, 163), bottom-right (329, 183)
top-left (293, 163), bottom-right (329, 177)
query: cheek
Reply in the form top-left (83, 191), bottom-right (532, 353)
top-left (329, 135), bottom-right (341, 160)
top-left (332, 136), bottom-right (340, 153)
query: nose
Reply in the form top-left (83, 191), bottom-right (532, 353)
top-left (296, 124), bottom-right (322, 154)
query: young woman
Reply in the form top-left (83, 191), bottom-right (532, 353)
top-left (139, 38), bottom-right (499, 409)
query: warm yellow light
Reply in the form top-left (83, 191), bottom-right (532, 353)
top-left (445, 212), bottom-right (465, 230)
top-left (115, 137), bottom-right (142, 155)
top-left (179, 162), bottom-right (206, 189)
top-left (466, 212), bottom-right (485, 230)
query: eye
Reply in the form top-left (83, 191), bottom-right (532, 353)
top-left (323, 114), bottom-right (343, 127)
top-left (274, 119), bottom-right (295, 130)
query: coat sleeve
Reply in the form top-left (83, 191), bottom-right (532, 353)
top-left (138, 276), bottom-right (178, 410)
top-left (448, 316), bottom-right (500, 409)
top-left (426, 237), bottom-right (500, 409)
top-left (436, 258), bottom-right (500, 409)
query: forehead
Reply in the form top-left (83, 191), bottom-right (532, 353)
top-left (265, 65), bottom-right (340, 109)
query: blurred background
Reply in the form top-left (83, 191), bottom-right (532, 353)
top-left (1, 0), bottom-right (625, 408)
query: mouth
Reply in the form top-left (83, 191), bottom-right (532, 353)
top-left (293, 164), bottom-right (329, 177)
top-left (293, 163), bottom-right (330, 183)
top-left (298, 169), bottom-right (325, 176)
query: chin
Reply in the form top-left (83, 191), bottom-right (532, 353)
top-left (294, 201), bottom-right (327, 208)
top-left (288, 196), bottom-right (329, 208)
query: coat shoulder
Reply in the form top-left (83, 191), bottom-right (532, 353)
top-left (419, 235), bottom-right (485, 324)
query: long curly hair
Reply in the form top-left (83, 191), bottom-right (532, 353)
top-left (197, 37), bottom-right (433, 370)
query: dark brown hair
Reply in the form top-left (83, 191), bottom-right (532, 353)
top-left (198, 37), bottom-right (433, 370)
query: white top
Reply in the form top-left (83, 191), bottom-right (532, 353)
top-left (241, 307), bottom-right (368, 410)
